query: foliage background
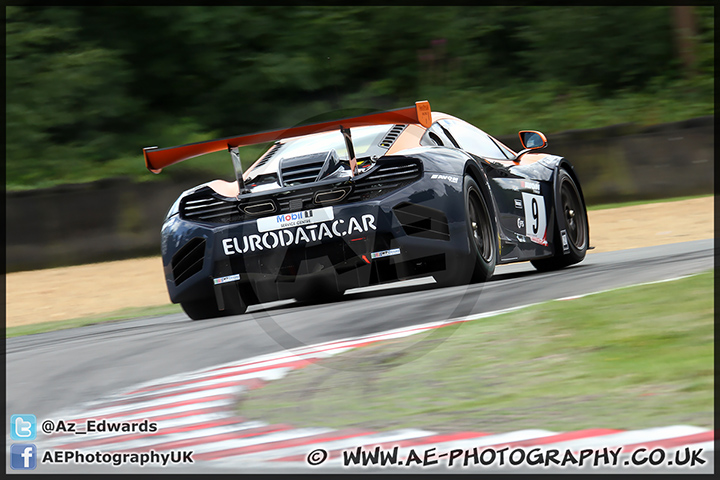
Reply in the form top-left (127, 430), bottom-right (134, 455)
top-left (5, 6), bottom-right (714, 190)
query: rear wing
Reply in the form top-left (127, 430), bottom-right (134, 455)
top-left (143, 100), bottom-right (432, 174)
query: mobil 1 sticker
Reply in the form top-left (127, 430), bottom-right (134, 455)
top-left (257, 206), bottom-right (334, 232)
top-left (521, 192), bottom-right (547, 246)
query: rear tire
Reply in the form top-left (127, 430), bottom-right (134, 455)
top-left (434, 176), bottom-right (496, 287)
top-left (181, 285), bottom-right (247, 320)
top-left (531, 168), bottom-right (588, 272)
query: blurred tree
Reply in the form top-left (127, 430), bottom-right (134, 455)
top-left (515, 6), bottom-right (676, 94)
top-left (437, 7), bottom-right (531, 89)
top-left (6, 7), bottom-right (140, 184)
top-left (693, 6), bottom-right (714, 77)
top-left (4, 5), bottom-right (714, 189)
top-left (671, 6), bottom-right (697, 77)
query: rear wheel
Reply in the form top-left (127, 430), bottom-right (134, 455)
top-left (181, 285), bottom-right (247, 320)
top-left (435, 176), bottom-right (496, 286)
top-left (531, 168), bottom-right (588, 272)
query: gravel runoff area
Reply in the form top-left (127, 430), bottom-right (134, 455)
top-left (6, 197), bottom-right (713, 328)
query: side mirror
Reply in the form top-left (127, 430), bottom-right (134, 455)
top-left (518, 130), bottom-right (547, 150)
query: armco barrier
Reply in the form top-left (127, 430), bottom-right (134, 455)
top-left (6, 177), bottom-right (201, 272)
top-left (495, 115), bottom-right (713, 204)
top-left (5, 116), bottom-right (713, 272)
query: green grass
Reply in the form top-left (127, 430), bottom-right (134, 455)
top-left (586, 193), bottom-right (713, 211)
top-left (423, 76), bottom-right (713, 138)
top-left (238, 271), bottom-right (714, 432)
top-left (5, 77), bottom-right (713, 191)
top-left (5, 304), bottom-right (183, 338)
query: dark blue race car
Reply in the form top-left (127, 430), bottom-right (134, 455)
top-left (143, 101), bottom-right (589, 320)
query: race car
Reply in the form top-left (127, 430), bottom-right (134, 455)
top-left (143, 101), bottom-right (589, 320)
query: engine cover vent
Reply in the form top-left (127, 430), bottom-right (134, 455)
top-left (281, 151), bottom-right (334, 186)
top-left (379, 124), bottom-right (407, 148)
top-left (252, 143), bottom-right (281, 170)
top-left (344, 160), bottom-right (422, 203)
top-left (180, 187), bottom-right (242, 223)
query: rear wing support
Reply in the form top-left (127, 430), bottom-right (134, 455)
top-left (340, 126), bottom-right (358, 178)
top-left (229, 146), bottom-right (246, 194)
top-left (143, 100), bottom-right (432, 174)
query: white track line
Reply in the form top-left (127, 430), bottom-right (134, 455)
top-left (682, 441), bottom-right (714, 451)
top-left (71, 422), bottom-right (287, 452)
top-left (26, 272), bottom-right (711, 468)
top-left (179, 427), bottom-right (337, 455)
top-left (63, 398), bottom-right (236, 426)
top-left (211, 428), bottom-right (437, 464)
top-left (67, 386), bottom-right (243, 421)
top-left (540, 425), bottom-right (709, 450)
top-left (556, 274), bottom-right (696, 301)
top-left (118, 368), bottom-right (291, 401)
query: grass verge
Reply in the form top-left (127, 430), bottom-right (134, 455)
top-left (586, 193), bottom-right (713, 211)
top-left (5, 194), bottom-right (713, 338)
top-left (238, 271), bottom-right (714, 433)
top-left (5, 304), bottom-right (183, 338)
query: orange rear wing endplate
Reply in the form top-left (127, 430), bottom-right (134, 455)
top-left (143, 101), bottom-right (432, 173)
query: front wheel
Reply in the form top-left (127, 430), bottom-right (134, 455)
top-left (531, 168), bottom-right (588, 272)
top-left (435, 176), bottom-right (496, 286)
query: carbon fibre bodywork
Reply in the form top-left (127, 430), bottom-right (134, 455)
top-left (148, 104), bottom-right (589, 318)
top-left (163, 152), bottom-right (464, 305)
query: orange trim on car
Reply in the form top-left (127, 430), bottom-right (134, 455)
top-left (144, 101), bottom-right (432, 173)
top-left (386, 124), bottom-right (426, 155)
top-left (415, 100), bottom-right (432, 128)
top-left (207, 179), bottom-right (240, 198)
top-left (518, 130), bottom-right (547, 149)
top-left (516, 152), bottom-right (549, 165)
top-left (484, 152), bottom-right (549, 168)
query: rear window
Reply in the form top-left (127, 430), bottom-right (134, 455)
top-left (272, 124), bottom-right (394, 163)
top-left (422, 118), bottom-right (509, 160)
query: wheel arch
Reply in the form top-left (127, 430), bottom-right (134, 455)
top-left (463, 160), bottom-right (502, 260)
top-left (556, 159), bottom-right (587, 208)
top-left (552, 158), bottom-right (590, 254)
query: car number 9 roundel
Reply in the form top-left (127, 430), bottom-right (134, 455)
top-left (521, 192), bottom-right (547, 246)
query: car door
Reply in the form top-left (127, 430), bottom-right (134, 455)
top-left (430, 118), bottom-right (552, 261)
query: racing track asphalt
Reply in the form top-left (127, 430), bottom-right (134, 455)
top-left (7, 239), bottom-right (713, 423)
top-left (5, 239), bottom-right (715, 473)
